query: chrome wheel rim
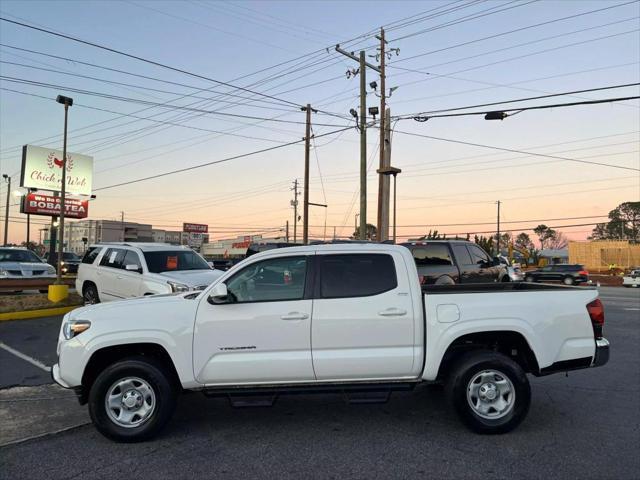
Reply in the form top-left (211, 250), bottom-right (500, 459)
top-left (563, 277), bottom-right (573, 285)
top-left (467, 369), bottom-right (515, 420)
top-left (105, 377), bottom-right (156, 428)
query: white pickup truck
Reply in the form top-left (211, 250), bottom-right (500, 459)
top-left (53, 244), bottom-right (609, 442)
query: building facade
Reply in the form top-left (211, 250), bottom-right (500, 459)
top-left (45, 220), bottom-right (153, 254)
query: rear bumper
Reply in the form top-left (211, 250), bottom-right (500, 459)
top-left (592, 338), bottom-right (610, 367)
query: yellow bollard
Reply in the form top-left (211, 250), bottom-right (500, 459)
top-left (48, 284), bottom-right (69, 303)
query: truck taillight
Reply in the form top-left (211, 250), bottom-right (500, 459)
top-left (587, 299), bottom-right (604, 339)
top-left (579, 270), bottom-right (589, 276)
top-left (419, 275), bottom-right (426, 285)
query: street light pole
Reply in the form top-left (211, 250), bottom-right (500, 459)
top-left (2, 174), bottom-right (9, 246)
top-left (55, 95), bottom-right (73, 285)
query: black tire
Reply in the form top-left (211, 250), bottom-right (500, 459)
top-left (88, 356), bottom-right (177, 442)
top-left (524, 275), bottom-right (534, 283)
top-left (445, 350), bottom-right (531, 434)
top-left (83, 282), bottom-right (100, 304)
top-left (562, 276), bottom-right (575, 286)
top-left (501, 276), bottom-right (511, 283)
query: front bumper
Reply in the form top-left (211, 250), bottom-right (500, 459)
top-left (592, 338), bottom-right (610, 367)
top-left (51, 363), bottom-right (71, 388)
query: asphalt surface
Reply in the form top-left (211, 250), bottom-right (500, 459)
top-left (0, 286), bottom-right (638, 479)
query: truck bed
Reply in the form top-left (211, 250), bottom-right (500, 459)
top-left (422, 282), bottom-right (592, 294)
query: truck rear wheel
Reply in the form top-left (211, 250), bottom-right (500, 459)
top-left (88, 356), bottom-right (177, 442)
top-left (446, 351), bottom-right (530, 434)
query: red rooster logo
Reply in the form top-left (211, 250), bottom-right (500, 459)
top-left (46, 152), bottom-right (74, 171)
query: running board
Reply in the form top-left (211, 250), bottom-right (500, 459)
top-left (227, 394), bottom-right (278, 408)
top-left (345, 391), bottom-right (391, 404)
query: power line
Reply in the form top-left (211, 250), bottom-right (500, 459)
top-left (391, 28), bottom-right (639, 91)
top-left (403, 95), bottom-right (640, 121)
top-left (0, 16), bottom-right (306, 108)
top-left (395, 83), bottom-right (640, 119)
top-left (93, 125), bottom-right (354, 192)
top-left (0, 76), bottom-right (352, 127)
top-left (391, 130), bottom-right (640, 172)
top-left (391, 0), bottom-right (638, 63)
top-left (390, 0), bottom-right (539, 42)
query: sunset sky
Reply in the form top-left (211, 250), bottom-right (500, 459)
top-left (1, 0), bottom-right (639, 245)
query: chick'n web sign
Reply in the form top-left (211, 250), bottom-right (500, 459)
top-left (20, 145), bottom-right (93, 195)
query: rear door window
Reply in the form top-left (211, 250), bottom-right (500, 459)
top-left (411, 244), bottom-right (453, 266)
top-left (123, 250), bottom-right (142, 269)
top-left (468, 245), bottom-right (491, 265)
top-left (452, 244), bottom-right (474, 265)
top-left (99, 248), bottom-right (126, 269)
top-left (318, 254), bottom-right (397, 299)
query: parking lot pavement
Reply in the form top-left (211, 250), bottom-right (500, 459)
top-left (0, 287), bottom-right (638, 479)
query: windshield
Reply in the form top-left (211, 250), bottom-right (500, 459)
top-left (63, 252), bottom-right (80, 261)
top-left (0, 249), bottom-right (43, 263)
top-left (143, 250), bottom-right (210, 273)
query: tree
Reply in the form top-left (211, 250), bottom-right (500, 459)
top-left (352, 223), bottom-right (377, 241)
top-left (474, 235), bottom-right (495, 256)
top-left (533, 224), bottom-right (557, 250)
top-left (590, 201), bottom-right (640, 241)
top-left (514, 232), bottom-right (537, 264)
top-left (514, 232), bottom-right (534, 252)
top-left (547, 231), bottom-right (568, 250)
top-left (417, 229), bottom-right (445, 240)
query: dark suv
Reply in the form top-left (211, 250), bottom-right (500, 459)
top-left (401, 240), bottom-right (505, 285)
top-left (524, 264), bottom-right (589, 285)
top-left (44, 251), bottom-right (81, 274)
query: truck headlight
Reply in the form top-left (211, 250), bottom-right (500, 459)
top-left (167, 281), bottom-right (190, 293)
top-left (63, 320), bottom-right (91, 340)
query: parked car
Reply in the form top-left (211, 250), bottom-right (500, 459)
top-left (76, 243), bottom-right (224, 304)
top-left (401, 240), bottom-right (506, 285)
top-left (0, 247), bottom-right (56, 292)
top-left (622, 269), bottom-right (640, 288)
top-left (54, 243), bottom-right (609, 442)
top-left (524, 264), bottom-right (589, 285)
top-left (44, 251), bottom-right (82, 275)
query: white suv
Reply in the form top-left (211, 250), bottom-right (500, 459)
top-left (76, 243), bottom-right (223, 304)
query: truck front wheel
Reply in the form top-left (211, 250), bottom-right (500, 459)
top-left (88, 357), bottom-right (177, 442)
top-left (446, 351), bottom-right (530, 434)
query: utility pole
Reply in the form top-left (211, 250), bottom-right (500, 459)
top-left (2, 174), bottom-right (10, 246)
top-left (496, 200), bottom-right (501, 255)
top-left (376, 27), bottom-right (389, 241)
top-left (120, 211), bottom-right (125, 242)
top-left (285, 220), bottom-right (289, 243)
top-left (358, 51), bottom-right (367, 240)
top-left (301, 104), bottom-right (317, 245)
top-left (335, 44), bottom-right (380, 241)
top-left (291, 179), bottom-right (299, 243)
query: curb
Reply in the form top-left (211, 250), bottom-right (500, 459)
top-left (0, 421), bottom-right (90, 448)
top-left (0, 305), bottom-right (81, 322)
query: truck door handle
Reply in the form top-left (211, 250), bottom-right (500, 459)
top-left (280, 312), bottom-right (309, 321)
top-left (378, 308), bottom-right (407, 317)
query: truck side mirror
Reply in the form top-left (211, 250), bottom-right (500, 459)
top-left (208, 282), bottom-right (229, 304)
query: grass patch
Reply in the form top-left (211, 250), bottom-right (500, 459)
top-left (0, 293), bottom-right (83, 314)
